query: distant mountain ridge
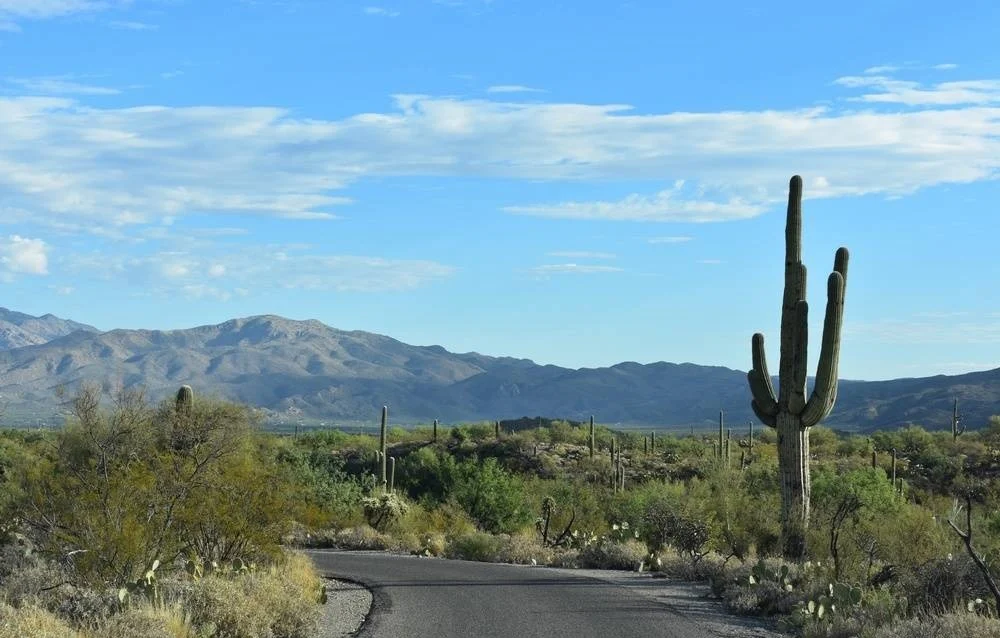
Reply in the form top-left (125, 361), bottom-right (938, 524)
top-left (0, 308), bottom-right (99, 351)
top-left (0, 310), bottom-right (998, 431)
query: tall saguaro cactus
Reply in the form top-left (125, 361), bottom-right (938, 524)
top-left (952, 399), bottom-right (965, 441)
top-left (747, 175), bottom-right (849, 559)
top-left (379, 406), bottom-right (388, 492)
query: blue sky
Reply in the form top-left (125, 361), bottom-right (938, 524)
top-left (1, 0), bottom-right (999, 381)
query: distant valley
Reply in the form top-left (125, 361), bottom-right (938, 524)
top-left (1, 308), bottom-right (998, 432)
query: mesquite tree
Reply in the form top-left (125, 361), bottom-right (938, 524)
top-left (747, 175), bottom-right (849, 559)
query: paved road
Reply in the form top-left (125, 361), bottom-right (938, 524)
top-left (307, 550), bottom-right (727, 638)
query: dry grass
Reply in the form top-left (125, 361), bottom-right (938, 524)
top-left (0, 602), bottom-right (80, 638)
top-left (870, 613), bottom-right (1000, 638)
top-left (186, 551), bottom-right (323, 638)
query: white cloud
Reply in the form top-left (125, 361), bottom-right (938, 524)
top-left (648, 236), bottom-right (692, 244)
top-left (7, 76), bottom-right (121, 95)
top-left (48, 284), bottom-right (75, 295)
top-left (207, 263), bottom-right (226, 277)
top-left (530, 264), bottom-right (624, 275)
top-left (2, 68), bottom-right (1000, 233)
top-left (0, 234), bottom-right (49, 275)
top-left (546, 251), bottom-right (616, 259)
top-left (934, 63), bottom-right (959, 71)
top-left (363, 6), bottom-right (399, 17)
top-left (487, 85), bottom-right (545, 94)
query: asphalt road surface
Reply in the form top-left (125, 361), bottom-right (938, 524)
top-left (308, 550), bottom-right (754, 638)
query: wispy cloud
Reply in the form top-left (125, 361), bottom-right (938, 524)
top-left (863, 65), bottom-right (899, 75)
top-left (846, 314), bottom-right (1000, 344)
top-left (109, 19), bottom-right (156, 30)
top-left (487, 85), bottom-right (545, 94)
top-left (2, 68), bottom-right (1000, 235)
top-left (0, 0), bottom-right (132, 29)
top-left (506, 182), bottom-right (766, 223)
top-left (363, 6), bottom-right (399, 17)
top-left (67, 247), bottom-right (456, 297)
top-left (7, 76), bottom-right (120, 95)
top-left (833, 74), bottom-right (1000, 105)
top-left (530, 263), bottom-right (624, 276)
top-left (546, 251), bottom-right (616, 259)
top-left (934, 63), bottom-right (959, 71)
top-left (648, 236), bottom-right (693, 244)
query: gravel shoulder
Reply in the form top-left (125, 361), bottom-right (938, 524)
top-left (315, 577), bottom-right (373, 638)
top-left (547, 567), bottom-right (788, 638)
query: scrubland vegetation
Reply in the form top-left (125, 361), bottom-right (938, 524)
top-left (3, 382), bottom-right (1000, 637)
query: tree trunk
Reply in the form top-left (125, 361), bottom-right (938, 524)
top-left (777, 411), bottom-right (810, 559)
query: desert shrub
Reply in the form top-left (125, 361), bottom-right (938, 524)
top-left (495, 533), bottom-right (554, 565)
top-left (724, 580), bottom-right (802, 616)
top-left (902, 553), bottom-right (989, 615)
top-left (445, 532), bottom-right (504, 563)
top-left (10, 387), bottom-right (299, 583)
top-left (450, 458), bottom-right (531, 534)
top-left (577, 538), bottom-right (647, 571)
top-left (332, 526), bottom-right (396, 551)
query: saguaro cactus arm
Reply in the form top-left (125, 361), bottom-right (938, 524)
top-left (801, 256), bottom-right (848, 426)
top-left (748, 334), bottom-right (778, 426)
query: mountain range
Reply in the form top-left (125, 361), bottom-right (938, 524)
top-left (0, 308), bottom-right (998, 432)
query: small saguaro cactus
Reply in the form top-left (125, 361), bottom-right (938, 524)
top-left (747, 175), bottom-right (850, 559)
top-left (433, 419), bottom-right (439, 443)
top-left (952, 399), bottom-right (965, 441)
top-left (650, 430), bottom-right (656, 452)
top-left (495, 419), bottom-right (501, 439)
top-left (380, 406), bottom-right (388, 492)
top-left (176, 385), bottom-right (194, 415)
top-left (389, 456), bottom-right (396, 494)
top-left (589, 415), bottom-right (596, 459)
top-left (891, 448), bottom-right (897, 486)
top-left (718, 410), bottom-right (725, 461)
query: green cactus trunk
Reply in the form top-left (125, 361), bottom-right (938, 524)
top-left (433, 419), bottom-right (438, 443)
top-left (747, 175), bottom-right (849, 560)
top-left (589, 415), bottom-right (595, 459)
top-left (380, 406), bottom-right (388, 492)
top-left (718, 410), bottom-right (725, 460)
top-left (389, 456), bottom-right (396, 494)
top-left (176, 385), bottom-right (194, 415)
top-left (650, 430), bottom-right (655, 452)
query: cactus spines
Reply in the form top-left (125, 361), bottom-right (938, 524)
top-left (380, 406), bottom-right (388, 492)
top-left (433, 418), bottom-right (439, 443)
top-left (176, 385), bottom-right (194, 415)
top-left (747, 175), bottom-right (850, 559)
top-left (952, 398), bottom-right (965, 441)
top-left (589, 415), bottom-right (595, 459)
